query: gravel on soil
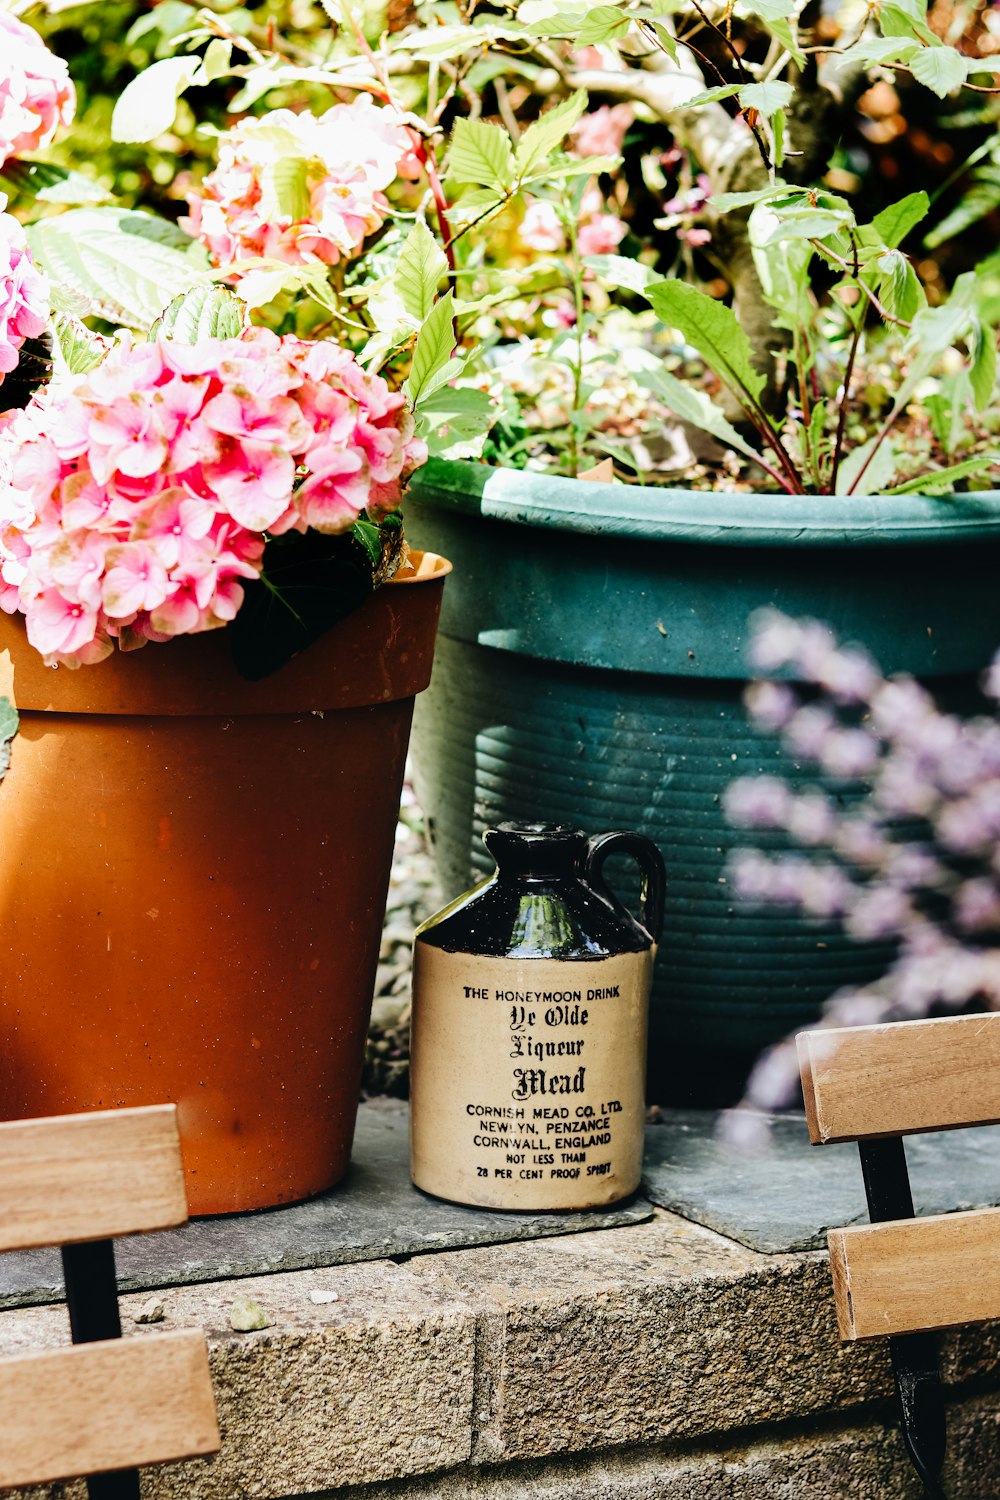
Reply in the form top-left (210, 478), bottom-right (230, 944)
top-left (361, 780), bottom-right (443, 1099)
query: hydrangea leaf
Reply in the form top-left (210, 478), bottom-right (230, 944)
top-left (405, 292), bottom-right (457, 404)
top-left (0, 160), bottom-right (111, 206)
top-left (27, 208), bottom-right (210, 330)
top-left (416, 386), bottom-right (496, 458)
top-left (111, 56), bottom-right (201, 144)
top-left (50, 312), bottom-right (110, 375)
top-left (151, 284), bottom-right (246, 341)
top-left (394, 221), bottom-right (448, 325)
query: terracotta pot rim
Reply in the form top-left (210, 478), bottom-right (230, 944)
top-left (0, 549), bottom-right (451, 717)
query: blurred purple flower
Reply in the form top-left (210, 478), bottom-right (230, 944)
top-left (954, 877), bottom-right (1000, 935)
top-left (819, 727), bottom-right (880, 779)
top-left (744, 679), bottom-right (798, 731)
top-left (724, 775), bottom-right (791, 829)
top-left (845, 884), bottom-right (911, 941)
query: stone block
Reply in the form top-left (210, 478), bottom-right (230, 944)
top-left (0, 1263), bottom-right (476, 1499)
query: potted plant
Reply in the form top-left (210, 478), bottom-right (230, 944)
top-left (13, 0), bottom-right (999, 1108)
top-left (0, 11), bottom-right (448, 1214)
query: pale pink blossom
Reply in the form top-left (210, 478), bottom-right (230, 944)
top-left (0, 15), bottom-right (75, 167)
top-left (571, 104), bottom-right (633, 159)
top-left (577, 213), bottom-right (627, 256)
top-left (520, 201), bottom-right (564, 253)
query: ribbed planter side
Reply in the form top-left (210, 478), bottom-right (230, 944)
top-left (0, 554), bottom-right (450, 1214)
top-left (406, 462), bottom-right (1000, 1104)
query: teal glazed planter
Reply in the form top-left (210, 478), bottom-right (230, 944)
top-left (405, 459), bottom-right (1000, 1104)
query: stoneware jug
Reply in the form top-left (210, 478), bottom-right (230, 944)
top-left (410, 821), bottom-right (665, 1210)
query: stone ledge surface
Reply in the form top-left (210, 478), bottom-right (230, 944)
top-left (2, 1210), bottom-right (998, 1499)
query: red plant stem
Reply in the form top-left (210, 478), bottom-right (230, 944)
top-left (414, 139), bottom-right (457, 275)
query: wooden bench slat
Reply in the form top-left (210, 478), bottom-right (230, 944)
top-left (828, 1206), bottom-right (1000, 1340)
top-left (0, 1105), bottom-right (189, 1249)
top-left (797, 1014), bottom-right (1000, 1144)
top-left (0, 1330), bottom-right (220, 1487)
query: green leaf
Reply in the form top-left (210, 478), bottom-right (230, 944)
top-left (872, 191), bottom-right (929, 248)
top-left (405, 292), bottom-right (457, 404)
top-left (772, 108), bottom-right (786, 169)
top-left (395, 221), bottom-right (448, 324)
top-left (737, 80), bottom-right (794, 117)
top-left (753, 231), bottom-right (813, 325)
top-left (631, 363), bottom-right (766, 464)
top-left (111, 56), bottom-right (201, 144)
top-left (447, 119), bottom-right (516, 193)
top-left (0, 159), bottom-right (111, 206)
top-left (0, 698), bottom-right (17, 785)
top-left (879, 3), bottom-right (936, 43)
top-left (27, 208), bottom-right (210, 330)
top-left (515, 90), bottom-right (588, 181)
top-left (416, 386), bottom-right (496, 458)
top-left (446, 187), bottom-right (507, 227)
top-left (676, 83), bottom-right (742, 108)
top-left (582, 253), bottom-right (658, 294)
top-left (910, 45), bottom-right (968, 98)
top-left (871, 249), bottom-right (924, 323)
top-left (736, 0), bottom-right (804, 60)
top-left (49, 312), bottom-right (110, 375)
top-left (649, 22), bottom-right (679, 63)
top-left (849, 35), bottom-right (921, 64)
top-left (836, 437), bottom-right (899, 496)
top-left (643, 279), bottom-right (766, 408)
top-left (151, 284), bottom-right (246, 340)
top-left (711, 186), bottom-right (785, 214)
top-left (885, 455), bottom-right (1000, 493)
top-left (261, 155), bottom-right (311, 223)
top-left (125, 1), bottom-right (197, 46)
top-left (577, 4), bottom-right (631, 44)
top-left (970, 322), bottom-right (998, 411)
top-left (925, 180), bottom-right (1000, 248)
top-left (196, 38), bottom-right (233, 84)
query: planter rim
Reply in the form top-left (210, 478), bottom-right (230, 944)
top-left (0, 550), bottom-right (451, 716)
top-left (410, 459), bottom-right (1000, 547)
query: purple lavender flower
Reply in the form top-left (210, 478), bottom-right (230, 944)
top-left (723, 776), bottom-right (792, 829)
top-left (723, 609), bottom-right (1000, 1124)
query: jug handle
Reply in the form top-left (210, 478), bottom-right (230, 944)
top-left (584, 832), bottom-right (666, 944)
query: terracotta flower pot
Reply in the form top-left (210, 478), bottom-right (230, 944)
top-left (0, 551), bottom-right (450, 1214)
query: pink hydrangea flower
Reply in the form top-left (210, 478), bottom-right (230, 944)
top-left (0, 328), bottom-right (427, 666)
top-left (519, 201), bottom-right (565, 253)
top-left (570, 104), bottom-right (633, 159)
top-left (183, 97), bottom-right (420, 271)
top-left (0, 14), bottom-right (76, 167)
top-left (0, 196), bottom-right (48, 388)
top-left (576, 187), bottom-right (627, 256)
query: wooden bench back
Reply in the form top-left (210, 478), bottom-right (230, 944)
top-left (0, 1104), bottom-right (190, 1251)
top-left (0, 1104), bottom-right (220, 1487)
top-left (798, 1013), bottom-right (1000, 1342)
